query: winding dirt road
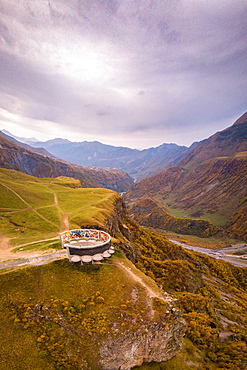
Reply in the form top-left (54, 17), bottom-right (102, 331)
top-left (0, 250), bottom-right (67, 271)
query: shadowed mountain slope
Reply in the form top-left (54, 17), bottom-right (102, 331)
top-left (129, 197), bottom-right (221, 238)
top-left (126, 113), bottom-right (247, 240)
top-left (0, 130), bottom-right (56, 158)
top-left (9, 133), bottom-right (194, 181)
top-left (0, 135), bottom-right (133, 192)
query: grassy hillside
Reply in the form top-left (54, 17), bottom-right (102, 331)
top-left (0, 168), bottom-right (118, 250)
top-left (0, 253), bottom-right (185, 369)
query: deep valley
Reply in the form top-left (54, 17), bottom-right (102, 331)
top-left (0, 112), bottom-right (247, 370)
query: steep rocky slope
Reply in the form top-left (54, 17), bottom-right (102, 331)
top-left (126, 113), bottom-right (247, 239)
top-left (0, 135), bottom-right (133, 192)
top-left (178, 111), bottom-right (247, 169)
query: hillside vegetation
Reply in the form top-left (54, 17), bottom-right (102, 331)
top-left (126, 155), bottom-right (247, 227)
top-left (0, 254), bottom-right (186, 369)
top-left (0, 168), bottom-right (119, 250)
top-left (128, 225), bottom-right (247, 370)
top-left (226, 205), bottom-right (247, 241)
top-left (129, 197), bottom-right (221, 238)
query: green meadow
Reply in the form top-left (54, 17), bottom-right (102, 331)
top-left (0, 168), bottom-right (118, 249)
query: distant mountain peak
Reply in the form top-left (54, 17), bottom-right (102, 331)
top-left (177, 112), bottom-right (247, 169)
top-left (43, 138), bottom-right (71, 145)
top-left (2, 129), bottom-right (39, 143)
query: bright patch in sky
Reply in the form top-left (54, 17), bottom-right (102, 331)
top-left (0, 0), bottom-right (246, 148)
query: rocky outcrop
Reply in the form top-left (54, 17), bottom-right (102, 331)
top-left (82, 195), bottom-right (141, 262)
top-left (100, 308), bottom-right (186, 370)
top-left (102, 196), bottom-right (141, 262)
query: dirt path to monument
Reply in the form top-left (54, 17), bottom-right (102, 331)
top-left (113, 261), bottom-right (173, 318)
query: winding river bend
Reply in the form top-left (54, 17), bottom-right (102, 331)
top-left (170, 239), bottom-right (247, 268)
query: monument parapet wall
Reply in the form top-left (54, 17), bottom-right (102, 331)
top-left (59, 229), bottom-right (112, 259)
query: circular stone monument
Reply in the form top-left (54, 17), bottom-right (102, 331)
top-left (60, 229), bottom-right (112, 263)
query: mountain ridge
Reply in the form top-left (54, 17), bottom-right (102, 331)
top-left (178, 111), bottom-right (247, 169)
top-left (5, 131), bottom-right (196, 180)
top-left (0, 134), bottom-right (133, 193)
top-left (126, 112), bottom-right (247, 240)
top-left (0, 130), bottom-right (57, 159)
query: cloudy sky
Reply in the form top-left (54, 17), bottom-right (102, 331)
top-left (0, 0), bottom-right (246, 148)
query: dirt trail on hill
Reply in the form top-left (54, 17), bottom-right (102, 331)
top-left (53, 191), bottom-right (69, 232)
top-left (0, 236), bottom-right (60, 262)
top-left (113, 261), bottom-right (173, 318)
top-left (0, 233), bottom-right (13, 259)
top-left (0, 183), bottom-right (68, 260)
top-left (60, 214), bottom-right (69, 232)
top-left (1, 182), bottom-right (31, 208)
top-left (54, 193), bottom-right (58, 206)
top-left (0, 182), bottom-right (59, 228)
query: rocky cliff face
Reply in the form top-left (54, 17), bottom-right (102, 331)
top-left (103, 196), bottom-right (141, 262)
top-left (100, 308), bottom-right (186, 370)
top-left (82, 197), bottom-right (186, 369)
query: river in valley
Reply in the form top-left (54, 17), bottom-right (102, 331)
top-left (170, 239), bottom-right (247, 268)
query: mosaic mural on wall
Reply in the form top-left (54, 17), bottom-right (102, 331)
top-left (60, 229), bottom-right (110, 248)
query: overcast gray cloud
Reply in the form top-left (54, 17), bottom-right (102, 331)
top-left (0, 0), bottom-right (246, 148)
